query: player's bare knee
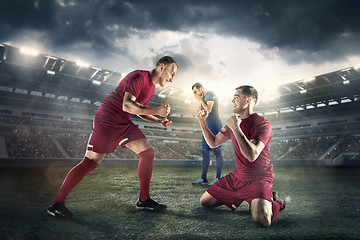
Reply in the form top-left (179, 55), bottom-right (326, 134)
top-left (85, 150), bottom-right (105, 164)
top-left (254, 217), bottom-right (271, 227)
top-left (200, 194), bottom-right (212, 207)
top-left (199, 196), bottom-right (208, 207)
top-left (251, 203), bottom-right (272, 226)
top-left (252, 212), bottom-right (271, 227)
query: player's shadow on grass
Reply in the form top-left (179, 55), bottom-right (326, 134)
top-left (49, 215), bottom-right (120, 236)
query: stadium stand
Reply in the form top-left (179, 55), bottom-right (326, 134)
top-left (0, 43), bottom-right (359, 165)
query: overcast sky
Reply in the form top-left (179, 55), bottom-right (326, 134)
top-left (1, 0), bottom-right (360, 102)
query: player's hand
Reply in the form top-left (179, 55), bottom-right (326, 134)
top-left (226, 115), bottom-right (241, 131)
top-left (160, 117), bottom-right (173, 128)
top-left (193, 93), bottom-right (203, 102)
top-left (196, 110), bottom-right (208, 121)
top-left (157, 104), bottom-right (171, 117)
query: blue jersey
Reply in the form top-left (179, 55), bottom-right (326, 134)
top-left (203, 91), bottom-right (222, 132)
top-left (202, 91), bottom-right (222, 150)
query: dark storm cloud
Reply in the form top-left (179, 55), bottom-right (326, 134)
top-left (1, 0), bottom-right (359, 65)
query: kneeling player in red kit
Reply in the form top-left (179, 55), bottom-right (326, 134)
top-left (197, 85), bottom-right (286, 227)
top-left (47, 56), bottom-right (178, 218)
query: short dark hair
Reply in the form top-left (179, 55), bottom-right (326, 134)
top-left (156, 56), bottom-right (178, 68)
top-left (236, 85), bottom-right (258, 104)
top-left (192, 82), bottom-right (203, 90)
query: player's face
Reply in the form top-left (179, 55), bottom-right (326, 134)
top-left (159, 63), bottom-right (177, 87)
top-left (192, 87), bottom-right (202, 97)
top-left (232, 89), bottom-right (249, 113)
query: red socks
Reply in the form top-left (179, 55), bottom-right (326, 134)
top-left (52, 148), bottom-right (154, 204)
top-left (52, 157), bottom-right (98, 205)
top-left (271, 200), bottom-right (281, 223)
top-left (137, 148), bottom-right (155, 202)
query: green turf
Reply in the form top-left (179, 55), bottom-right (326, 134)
top-left (0, 165), bottom-right (359, 240)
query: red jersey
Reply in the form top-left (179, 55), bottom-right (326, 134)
top-left (97, 70), bottom-right (155, 124)
top-left (221, 113), bottom-right (274, 179)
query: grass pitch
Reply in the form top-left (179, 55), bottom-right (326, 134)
top-left (1, 165), bottom-right (360, 240)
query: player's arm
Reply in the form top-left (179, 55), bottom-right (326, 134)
top-left (199, 99), bottom-right (214, 113)
top-left (138, 114), bottom-right (173, 128)
top-left (226, 115), bottom-right (265, 162)
top-left (123, 92), bottom-right (170, 117)
top-left (197, 110), bottom-right (228, 148)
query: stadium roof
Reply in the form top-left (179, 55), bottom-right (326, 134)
top-left (1, 43), bottom-right (359, 116)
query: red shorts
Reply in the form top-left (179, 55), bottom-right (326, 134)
top-left (87, 114), bottom-right (146, 154)
top-left (207, 171), bottom-right (274, 210)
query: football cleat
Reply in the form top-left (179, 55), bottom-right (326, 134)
top-left (273, 192), bottom-right (286, 211)
top-left (208, 178), bottom-right (219, 186)
top-left (136, 198), bottom-right (167, 211)
top-left (47, 202), bottom-right (73, 219)
top-left (192, 178), bottom-right (208, 185)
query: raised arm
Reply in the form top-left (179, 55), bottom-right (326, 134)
top-left (226, 115), bottom-right (265, 162)
top-left (199, 99), bottom-right (214, 113)
top-left (197, 110), bottom-right (228, 148)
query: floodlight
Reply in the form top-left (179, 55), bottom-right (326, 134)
top-left (20, 47), bottom-right (39, 56)
top-left (303, 77), bottom-right (315, 83)
top-left (92, 80), bottom-right (101, 85)
top-left (300, 89), bottom-right (307, 94)
top-left (47, 70), bottom-right (56, 75)
top-left (343, 80), bottom-right (350, 85)
top-left (353, 64), bottom-right (360, 71)
top-left (76, 60), bottom-right (89, 68)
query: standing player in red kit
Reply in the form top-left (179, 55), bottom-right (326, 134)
top-left (197, 85), bottom-right (286, 227)
top-left (47, 56), bottom-right (178, 218)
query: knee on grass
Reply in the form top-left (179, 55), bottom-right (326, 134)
top-left (252, 214), bottom-right (272, 227)
top-left (251, 207), bottom-right (272, 227)
top-left (200, 192), bottom-right (220, 208)
top-left (200, 196), bottom-right (211, 207)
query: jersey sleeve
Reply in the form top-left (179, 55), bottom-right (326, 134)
top-left (124, 72), bottom-right (143, 99)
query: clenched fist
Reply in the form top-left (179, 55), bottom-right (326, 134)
top-left (197, 110), bottom-right (208, 121)
top-left (157, 104), bottom-right (171, 117)
top-left (160, 117), bottom-right (173, 128)
top-left (226, 115), bottom-right (241, 131)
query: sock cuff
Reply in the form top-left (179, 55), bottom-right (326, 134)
top-left (138, 148), bottom-right (155, 158)
top-left (82, 156), bottom-right (98, 169)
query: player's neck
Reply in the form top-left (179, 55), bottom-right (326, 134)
top-left (238, 108), bottom-right (253, 119)
top-left (150, 69), bottom-right (160, 85)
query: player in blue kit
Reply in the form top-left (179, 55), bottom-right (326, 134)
top-left (191, 83), bottom-right (224, 186)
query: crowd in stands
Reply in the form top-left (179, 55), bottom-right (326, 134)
top-left (2, 113), bottom-right (360, 161)
top-left (270, 138), bottom-right (339, 160)
top-left (4, 128), bottom-right (360, 161)
top-left (323, 135), bottom-right (360, 160)
top-left (2, 129), bottom-right (236, 160)
top-left (5, 128), bottom-right (63, 158)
